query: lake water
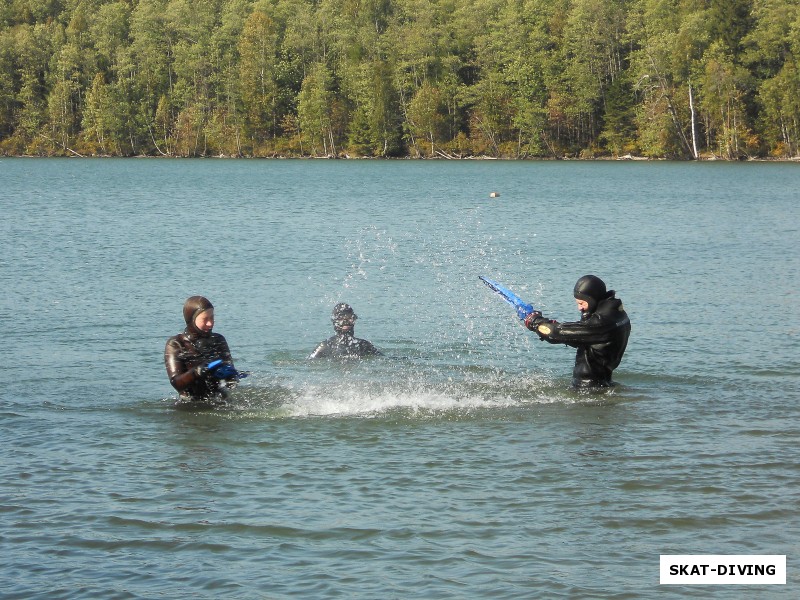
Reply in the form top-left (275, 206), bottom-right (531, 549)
top-left (1, 158), bottom-right (798, 598)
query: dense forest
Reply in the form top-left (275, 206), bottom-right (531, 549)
top-left (0, 0), bottom-right (798, 158)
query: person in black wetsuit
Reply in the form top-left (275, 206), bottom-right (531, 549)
top-left (309, 303), bottom-right (382, 359)
top-left (524, 275), bottom-right (630, 388)
top-left (164, 296), bottom-right (243, 404)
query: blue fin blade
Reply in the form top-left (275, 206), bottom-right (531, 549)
top-left (479, 276), bottom-right (535, 315)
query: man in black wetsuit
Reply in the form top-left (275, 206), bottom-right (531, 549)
top-left (309, 303), bottom-right (381, 359)
top-left (524, 275), bottom-right (630, 388)
top-left (164, 296), bottom-right (243, 404)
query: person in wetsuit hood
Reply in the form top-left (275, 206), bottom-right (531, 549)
top-left (308, 303), bottom-right (382, 359)
top-left (524, 275), bottom-right (630, 388)
top-left (164, 296), bottom-right (244, 404)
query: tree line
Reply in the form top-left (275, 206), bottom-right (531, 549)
top-left (0, 0), bottom-right (798, 159)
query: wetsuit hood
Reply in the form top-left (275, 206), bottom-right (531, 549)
top-left (573, 275), bottom-right (609, 314)
top-left (183, 295), bottom-right (214, 336)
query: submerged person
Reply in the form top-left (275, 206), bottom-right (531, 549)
top-left (523, 275), bottom-right (630, 388)
top-left (164, 296), bottom-right (245, 404)
top-left (309, 303), bottom-right (382, 359)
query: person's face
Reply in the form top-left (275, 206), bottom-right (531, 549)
top-left (335, 313), bottom-right (356, 333)
top-left (194, 309), bottom-right (215, 333)
top-left (576, 299), bottom-right (589, 313)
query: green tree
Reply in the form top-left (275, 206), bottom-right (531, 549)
top-left (391, 0), bottom-right (467, 153)
top-left (464, 71), bottom-right (513, 156)
top-left (13, 22), bottom-right (57, 148)
top-left (0, 31), bottom-right (15, 139)
top-left (153, 93), bottom-right (174, 154)
top-left (167, 0), bottom-right (220, 155)
top-left (45, 3), bottom-right (99, 154)
top-left (472, 0), bottom-right (552, 156)
top-left (756, 62), bottom-right (800, 156)
top-left (628, 0), bottom-right (711, 158)
top-left (746, 0), bottom-right (800, 156)
top-left (297, 60), bottom-right (335, 155)
top-left (345, 58), bottom-right (403, 156)
top-left (9, 0), bottom-right (63, 25)
top-left (406, 79), bottom-right (446, 156)
top-left (207, 0), bottom-right (252, 156)
top-left (90, 1), bottom-right (131, 74)
top-left (46, 78), bottom-right (77, 152)
top-left (238, 9), bottom-right (280, 146)
top-left (600, 76), bottom-right (638, 155)
top-left (127, 0), bottom-right (175, 153)
top-left (699, 41), bottom-right (755, 158)
top-left (82, 71), bottom-right (120, 153)
top-left (708, 0), bottom-right (753, 57)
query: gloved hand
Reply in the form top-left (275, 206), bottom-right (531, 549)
top-left (523, 311), bottom-right (544, 329)
top-left (516, 302), bottom-right (535, 320)
top-left (210, 362), bottom-right (249, 380)
top-left (195, 359), bottom-right (223, 377)
top-left (210, 363), bottom-right (237, 379)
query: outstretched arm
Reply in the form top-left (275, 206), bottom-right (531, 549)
top-left (524, 313), bottom-right (619, 347)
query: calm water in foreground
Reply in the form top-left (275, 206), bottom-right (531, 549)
top-left (1, 158), bottom-right (798, 598)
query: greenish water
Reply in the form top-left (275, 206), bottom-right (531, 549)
top-left (1, 158), bottom-right (798, 598)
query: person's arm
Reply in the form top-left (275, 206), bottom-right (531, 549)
top-left (217, 335), bottom-right (234, 364)
top-left (164, 338), bottom-right (209, 391)
top-left (361, 340), bottom-right (382, 356)
top-left (212, 335), bottom-right (241, 381)
top-left (525, 313), bottom-right (618, 347)
top-left (308, 340), bottom-right (330, 359)
top-left (196, 334), bottom-right (249, 382)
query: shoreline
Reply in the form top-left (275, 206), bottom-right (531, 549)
top-left (3, 152), bottom-right (800, 162)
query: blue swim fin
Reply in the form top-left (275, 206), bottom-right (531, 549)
top-left (479, 276), bottom-right (535, 319)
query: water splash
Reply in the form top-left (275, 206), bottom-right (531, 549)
top-left (211, 368), bottom-right (584, 420)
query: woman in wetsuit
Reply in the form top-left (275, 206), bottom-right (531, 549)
top-left (164, 296), bottom-right (242, 404)
top-left (525, 275), bottom-right (630, 388)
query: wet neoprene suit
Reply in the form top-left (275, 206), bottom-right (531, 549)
top-left (526, 294), bottom-right (630, 387)
top-left (164, 330), bottom-right (234, 402)
top-left (308, 333), bottom-right (381, 359)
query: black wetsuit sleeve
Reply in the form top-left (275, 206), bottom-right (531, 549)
top-left (217, 336), bottom-right (233, 362)
top-left (529, 315), bottom-right (619, 347)
top-left (215, 335), bottom-right (236, 380)
top-left (361, 341), bottom-right (382, 356)
top-left (164, 337), bottom-right (200, 392)
top-left (308, 340), bottom-right (331, 359)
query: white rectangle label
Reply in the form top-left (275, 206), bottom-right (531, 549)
top-left (660, 555), bottom-right (786, 584)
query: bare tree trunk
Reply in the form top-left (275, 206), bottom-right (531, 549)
top-left (648, 55), bottom-right (694, 158)
top-left (688, 81), bottom-right (698, 159)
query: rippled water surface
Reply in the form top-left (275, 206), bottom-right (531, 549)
top-left (2, 158), bottom-right (798, 598)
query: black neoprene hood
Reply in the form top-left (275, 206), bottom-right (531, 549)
top-left (182, 296), bottom-right (214, 335)
top-left (573, 275), bottom-right (607, 312)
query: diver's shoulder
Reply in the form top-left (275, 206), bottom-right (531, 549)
top-left (166, 332), bottom-right (189, 347)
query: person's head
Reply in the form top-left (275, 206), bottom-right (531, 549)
top-left (183, 296), bottom-right (215, 336)
top-left (331, 303), bottom-right (357, 335)
top-left (573, 275), bottom-right (607, 314)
